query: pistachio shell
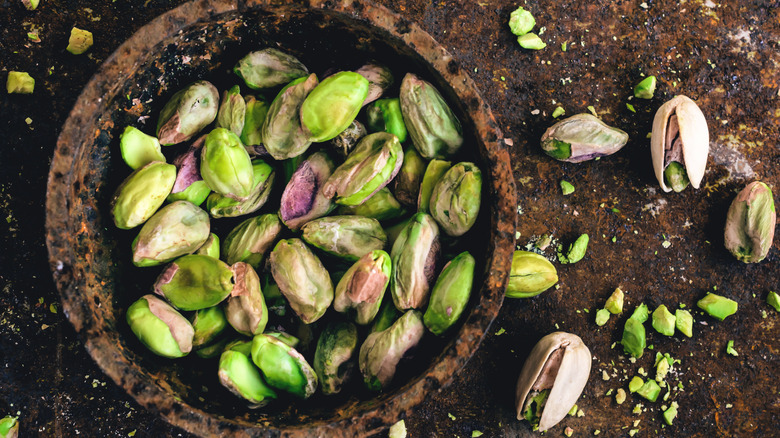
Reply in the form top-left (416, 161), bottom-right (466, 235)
top-left (540, 114), bottom-right (628, 163)
top-left (515, 332), bottom-right (592, 432)
top-left (650, 95), bottom-right (709, 192)
top-left (156, 80), bottom-right (219, 146)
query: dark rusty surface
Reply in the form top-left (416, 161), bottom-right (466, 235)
top-left (1, 1), bottom-right (778, 437)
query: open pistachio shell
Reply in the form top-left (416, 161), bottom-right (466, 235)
top-left (540, 114), bottom-right (629, 163)
top-left (651, 95), bottom-right (709, 192)
top-left (515, 332), bottom-right (592, 432)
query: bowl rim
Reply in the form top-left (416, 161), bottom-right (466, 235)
top-left (45, 0), bottom-right (517, 436)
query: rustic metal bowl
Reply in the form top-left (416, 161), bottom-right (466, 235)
top-left (45, 0), bottom-right (516, 436)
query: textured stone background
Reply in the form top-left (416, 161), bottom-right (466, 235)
top-left (1, 0), bottom-right (778, 436)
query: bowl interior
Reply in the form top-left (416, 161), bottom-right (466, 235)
top-left (46, 1), bottom-right (515, 435)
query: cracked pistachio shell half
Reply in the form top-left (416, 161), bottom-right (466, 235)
top-left (313, 321), bottom-right (359, 395)
top-left (334, 250), bottom-right (392, 325)
top-left (429, 162), bottom-right (482, 237)
top-left (269, 238), bottom-right (334, 324)
top-left (279, 151), bottom-right (337, 230)
top-left (515, 332), bottom-right (592, 432)
top-left (111, 161), bottom-right (177, 230)
top-left (300, 71), bottom-right (370, 143)
top-left (322, 131), bottom-right (404, 206)
top-left (131, 200), bottom-right (210, 267)
top-left (200, 127), bottom-right (254, 201)
top-left (153, 254), bottom-right (234, 311)
top-left (156, 80), bottom-right (219, 146)
top-left (190, 305), bottom-right (228, 349)
top-left (216, 85), bottom-right (246, 136)
top-left (400, 73), bottom-right (463, 160)
top-left (206, 158), bottom-right (275, 218)
top-left (234, 48), bottom-right (309, 90)
top-left (541, 114), bottom-right (629, 163)
top-left (302, 215), bottom-right (387, 261)
top-left (390, 213), bottom-right (441, 311)
top-left (222, 214), bottom-right (283, 269)
top-left (167, 135), bottom-right (211, 206)
top-left (262, 74), bottom-right (318, 160)
top-left (651, 95), bottom-right (709, 192)
top-left (251, 333), bottom-right (318, 399)
top-left (218, 349), bottom-right (278, 407)
top-left (359, 309), bottom-right (425, 391)
top-left (423, 251), bottom-right (475, 335)
top-left (724, 181), bottom-right (776, 263)
top-left (119, 126), bottom-right (165, 170)
top-left (356, 62), bottom-right (394, 106)
top-left (224, 262), bottom-right (268, 336)
top-left (126, 294), bottom-right (194, 358)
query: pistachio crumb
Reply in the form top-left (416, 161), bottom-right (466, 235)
top-left (471, 431), bottom-right (483, 437)
top-left (616, 388), bottom-right (627, 405)
top-left (564, 426), bottom-right (574, 437)
top-left (448, 413), bottom-right (457, 421)
top-left (602, 370), bottom-right (610, 381)
top-left (726, 403), bottom-right (733, 409)
top-left (726, 340), bottom-right (738, 356)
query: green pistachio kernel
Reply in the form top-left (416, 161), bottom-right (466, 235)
top-left (633, 76), bottom-right (657, 99)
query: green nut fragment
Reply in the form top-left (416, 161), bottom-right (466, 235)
top-left (269, 238), bottom-right (334, 324)
top-left (0, 415), bottom-right (18, 438)
top-left (167, 136), bottom-right (210, 206)
top-left (206, 158), bottom-right (275, 218)
top-left (664, 161), bottom-right (690, 192)
top-left (675, 309), bottom-right (693, 338)
top-left (279, 151), bottom-right (337, 230)
top-left (6, 71), bottom-right (34, 94)
top-left (390, 213), bottom-right (441, 310)
top-left (234, 48), bottom-right (308, 90)
top-left (225, 263), bottom-right (268, 336)
top-left (218, 349), bottom-right (277, 407)
top-left (595, 308), bottom-right (610, 326)
top-left (251, 333), bottom-right (318, 399)
top-left (508, 6), bottom-right (536, 36)
top-left (222, 214), bottom-right (282, 269)
top-left (119, 126), bottom-right (165, 170)
top-left (240, 95), bottom-right (269, 147)
top-left (262, 74), bottom-right (318, 160)
top-left (355, 62), bottom-right (394, 106)
top-left (359, 310), bottom-right (425, 391)
top-left (506, 251), bottom-right (558, 298)
top-left (418, 159), bottom-right (452, 213)
top-left (615, 388), bottom-right (627, 405)
top-left (562, 234), bottom-right (589, 264)
top-left (191, 305), bottom-right (228, 349)
top-left (388, 419), bottom-right (407, 438)
top-left (302, 215), bottom-right (387, 261)
top-left (400, 73), bottom-right (463, 160)
top-left (724, 181), bottom-right (776, 263)
top-left (366, 98), bottom-right (407, 142)
top-left (621, 317), bottom-right (646, 358)
top-left (663, 402), bottom-right (678, 425)
top-left (313, 321), bottom-right (359, 395)
top-left (630, 303), bottom-right (650, 323)
top-left (22, 0), bottom-right (39, 10)
top-left (300, 71), bottom-right (369, 143)
top-left (111, 161), bottom-right (177, 229)
top-left (517, 33), bottom-right (546, 50)
top-left (156, 80), bottom-right (219, 146)
top-left (429, 162), bottom-right (482, 237)
top-left (628, 376), bottom-right (644, 393)
top-left (541, 114), bottom-right (629, 162)
top-left (651, 305), bottom-right (676, 336)
top-left (726, 340), bottom-right (738, 356)
top-left (131, 200), bottom-right (210, 267)
top-left (66, 27), bottom-right (93, 55)
top-left (655, 356), bottom-right (670, 382)
top-left (423, 251), bottom-right (475, 335)
top-left (201, 127), bottom-right (255, 200)
top-left (560, 180), bottom-right (575, 195)
top-left (605, 287), bottom-right (624, 314)
top-left (337, 187), bottom-right (406, 222)
top-left (768, 291), bottom-right (780, 312)
top-left (334, 250), bottom-right (392, 325)
top-left (127, 295), bottom-right (194, 358)
top-left (633, 76), bottom-right (657, 99)
top-left (394, 146), bottom-right (426, 208)
top-left (216, 85), bottom-right (246, 136)
top-left (153, 254), bottom-right (234, 311)
top-left (636, 379), bottom-right (661, 402)
top-left (697, 292), bottom-right (738, 321)
top-left (551, 106), bottom-right (566, 119)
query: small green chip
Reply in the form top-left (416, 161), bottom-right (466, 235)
top-left (726, 340), bottom-right (738, 356)
top-left (560, 180), bottom-right (575, 195)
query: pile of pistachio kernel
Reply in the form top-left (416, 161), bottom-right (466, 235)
top-left (112, 48), bottom-right (484, 406)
